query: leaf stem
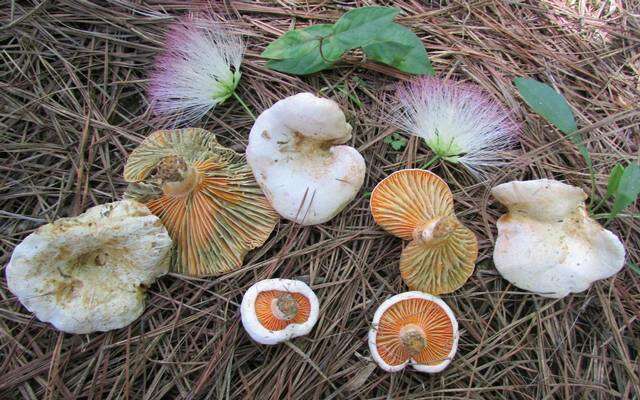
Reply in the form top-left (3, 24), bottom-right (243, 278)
top-left (420, 155), bottom-right (441, 169)
top-left (232, 92), bottom-right (256, 121)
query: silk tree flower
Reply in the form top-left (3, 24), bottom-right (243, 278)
top-left (148, 16), bottom-right (245, 125)
top-left (394, 77), bottom-right (518, 178)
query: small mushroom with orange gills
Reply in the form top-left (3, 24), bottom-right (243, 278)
top-left (368, 291), bottom-right (459, 373)
top-left (124, 128), bottom-right (279, 277)
top-left (241, 279), bottom-right (319, 345)
top-left (370, 169), bottom-right (478, 295)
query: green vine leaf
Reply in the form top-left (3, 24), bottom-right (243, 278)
top-left (261, 6), bottom-right (433, 76)
top-left (609, 162), bottom-right (640, 220)
top-left (515, 77), bottom-right (591, 169)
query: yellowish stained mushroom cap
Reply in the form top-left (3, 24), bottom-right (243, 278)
top-left (124, 128), bottom-right (279, 277)
top-left (5, 200), bottom-right (172, 334)
top-left (370, 169), bottom-right (477, 294)
top-left (369, 291), bottom-right (459, 373)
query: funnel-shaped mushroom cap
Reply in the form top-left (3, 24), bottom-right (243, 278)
top-left (124, 128), bottom-right (279, 277)
top-left (369, 291), bottom-right (459, 373)
top-left (241, 279), bottom-right (320, 345)
top-left (246, 93), bottom-right (366, 225)
top-left (371, 169), bottom-right (478, 294)
top-left (5, 200), bottom-right (172, 334)
top-left (492, 179), bottom-right (626, 298)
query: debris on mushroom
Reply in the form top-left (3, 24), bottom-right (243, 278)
top-left (370, 169), bottom-right (478, 294)
top-left (241, 279), bottom-right (319, 345)
top-left (5, 200), bottom-right (172, 334)
top-left (124, 128), bottom-right (279, 277)
top-left (369, 291), bottom-right (459, 373)
top-left (246, 92), bottom-right (366, 225)
top-left (492, 179), bottom-right (626, 298)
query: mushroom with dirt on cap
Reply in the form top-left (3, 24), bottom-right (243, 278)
top-left (246, 92), bottom-right (366, 225)
top-left (241, 279), bottom-right (319, 345)
top-left (369, 291), bottom-right (459, 373)
top-left (5, 200), bottom-right (172, 334)
top-left (370, 169), bottom-right (478, 295)
top-left (124, 128), bottom-right (279, 278)
top-left (492, 179), bottom-right (626, 298)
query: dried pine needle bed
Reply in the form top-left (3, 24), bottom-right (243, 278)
top-left (1, 1), bottom-right (639, 399)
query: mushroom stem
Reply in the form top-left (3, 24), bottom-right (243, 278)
top-left (272, 293), bottom-right (298, 320)
top-left (413, 215), bottom-right (458, 244)
top-left (155, 156), bottom-right (201, 197)
top-left (399, 324), bottom-right (428, 355)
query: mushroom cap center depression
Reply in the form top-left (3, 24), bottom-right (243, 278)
top-left (272, 293), bottom-right (299, 320)
top-left (399, 324), bottom-right (428, 355)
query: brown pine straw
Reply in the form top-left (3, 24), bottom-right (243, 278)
top-left (1, 1), bottom-right (638, 399)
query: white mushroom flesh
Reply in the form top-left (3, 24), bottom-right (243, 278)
top-left (247, 92), bottom-right (366, 225)
top-left (6, 200), bottom-right (172, 334)
top-left (492, 179), bottom-right (626, 298)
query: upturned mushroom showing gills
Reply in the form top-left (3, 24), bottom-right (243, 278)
top-left (246, 92), bottom-right (366, 225)
top-left (370, 169), bottom-right (478, 295)
top-left (369, 292), bottom-right (459, 373)
top-left (492, 179), bottom-right (626, 298)
top-left (124, 128), bottom-right (279, 277)
top-left (5, 200), bottom-right (172, 334)
top-left (240, 279), bottom-right (319, 345)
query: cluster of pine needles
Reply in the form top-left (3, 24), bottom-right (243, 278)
top-left (1, 1), bottom-right (638, 399)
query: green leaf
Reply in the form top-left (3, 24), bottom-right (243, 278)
top-left (515, 77), bottom-right (591, 168)
top-left (383, 133), bottom-right (407, 151)
top-left (606, 163), bottom-right (624, 199)
top-left (629, 261), bottom-right (640, 276)
top-left (266, 48), bottom-right (333, 75)
top-left (261, 24), bottom-right (334, 60)
top-left (362, 25), bottom-right (434, 75)
top-left (609, 162), bottom-right (640, 220)
top-left (321, 7), bottom-right (400, 58)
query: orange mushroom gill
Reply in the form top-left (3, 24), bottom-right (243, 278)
top-left (375, 297), bottom-right (454, 366)
top-left (254, 290), bottom-right (311, 331)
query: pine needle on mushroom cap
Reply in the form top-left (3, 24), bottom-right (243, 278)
top-left (124, 128), bottom-right (279, 277)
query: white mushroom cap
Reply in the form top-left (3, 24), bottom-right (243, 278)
top-left (368, 291), bottom-right (459, 373)
top-left (246, 92), bottom-right (366, 225)
top-left (6, 200), bottom-right (172, 334)
top-left (492, 179), bottom-right (626, 298)
top-left (240, 278), bottom-right (319, 345)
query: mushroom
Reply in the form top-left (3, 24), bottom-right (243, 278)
top-left (5, 200), bottom-right (172, 334)
top-left (240, 279), bottom-right (319, 345)
top-left (246, 92), bottom-right (366, 225)
top-left (369, 291), bottom-right (459, 373)
top-left (492, 179), bottom-right (626, 298)
top-left (370, 169), bottom-right (478, 294)
top-left (124, 128), bottom-right (279, 277)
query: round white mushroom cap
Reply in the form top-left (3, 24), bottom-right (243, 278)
top-left (240, 279), bottom-right (319, 345)
top-left (246, 92), bottom-right (366, 225)
top-left (6, 200), bottom-right (172, 334)
top-left (492, 179), bottom-right (626, 298)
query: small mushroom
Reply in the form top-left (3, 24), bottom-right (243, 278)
top-left (124, 128), bottom-right (279, 277)
top-left (5, 200), bottom-right (172, 334)
top-left (492, 179), bottom-right (626, 298)
top-left (246, 92), bottom-right (366, 225)
top-left (369, 291), bottom-right (459, 373)
top-left (370, 169), bottom-right (478, 294)
top-left (240, 279), bottom-right (319, 345)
